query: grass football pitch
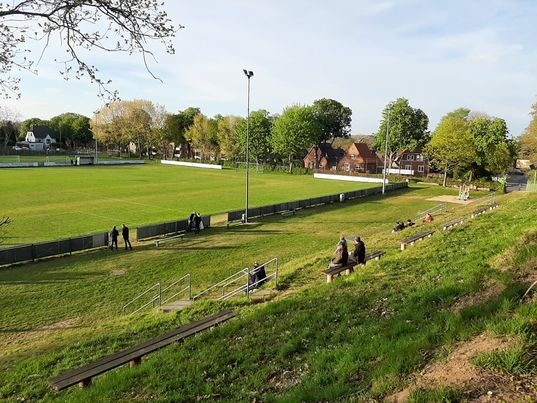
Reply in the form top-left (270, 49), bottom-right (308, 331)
top-left (0, 164), bottom-right (378, 245)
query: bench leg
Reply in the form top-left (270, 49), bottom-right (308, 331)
top-left (326, 274), bottom-right (333, 283)
top-left (78, 378), bottom-right (92, 388)
top-left (410, 241), bottom-right (415, 246)
top-left (129, 357), bottom-right (142, 367)
top-left (375, 256), bottom-right (380, 260)
top-left (428, 234), bottom-right (432, 238)
top-left (344, 268), bottom-right (352, 275)
top-left (401, 243), bottom-right (406, 251)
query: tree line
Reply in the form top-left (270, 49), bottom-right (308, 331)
top-left (2, 96), bottom-right (532, 182)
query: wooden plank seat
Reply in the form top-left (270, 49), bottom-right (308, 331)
top-left (48, 310), bottom-right (236, 391)
top-left (443, 217), bottom-right (464, 230)
top-left (400, 230), bottom-right (434, 251)
top-left (322, 250), bottom-right (385, 283)
top-left (155, 231), bottom-right (186, 247)
top-left (489, 203), bottom-right (499, 211)
top-left (226, 219), bottom-right (244, 228)
top-left (280, 209), bottom-right (296, 217)
top-left (471, 208), bottom-right (486, 218)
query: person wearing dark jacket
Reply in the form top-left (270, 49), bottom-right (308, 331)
top-left (253, 261), bottom-right (267, 286)
top-left (188, 212), bottom-right (196, 232)
top-left (351, 237), bottom-right (366, 265)
top-left (122, 224), bottom-right (132, 250)
top-left (330, 235), bottom-right (349, 267)
top-left (194, 213), bottom-right (202, 234)
top-left (109, 226), bottom-right (119, 250)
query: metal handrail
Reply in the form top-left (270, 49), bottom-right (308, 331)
top-left (122, 283), bottom-right (160, 315)
top-left (161, 274), bottom-right (192, 305)
top-left (192, 269), bottom-right (248, 300)
top-left (416, 202), bottom-right (447, 218)
top-left (220, 257), bottom-right (279, 301)
top-left (220, 257), bottom-right (279, 297)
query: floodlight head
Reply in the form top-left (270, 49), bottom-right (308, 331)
top-left (243, 69), bottom-right (254, 78)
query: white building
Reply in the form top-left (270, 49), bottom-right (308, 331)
top-left (24, 125), bottom-right (56, 150)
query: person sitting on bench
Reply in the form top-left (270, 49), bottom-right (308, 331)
top-left (423, 213), bottom-right (434, 223)
top-left (329, 235), bottom-right (348, 268)
top-left (405, 219), bottom-right (415, 227)
top-left (349, 237), bottom-right (366, 266)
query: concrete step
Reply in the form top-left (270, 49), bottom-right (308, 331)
top-left (160, 300), bottom-right (193, 313)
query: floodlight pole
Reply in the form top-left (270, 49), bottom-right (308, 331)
top-left (382, 108), bottom-right (390, 195)
top-left (243, 69), bottom-right (254, 223)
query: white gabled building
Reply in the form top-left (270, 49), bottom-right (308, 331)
top-left (25, 125), bottom-right (56, 150)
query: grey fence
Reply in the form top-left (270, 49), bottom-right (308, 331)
top-left (0, 232), bottom-right (109, 266)
top-left (228, 182), bottom-right (407, 222)
top-left (136, 216), bottom-right (211, 241)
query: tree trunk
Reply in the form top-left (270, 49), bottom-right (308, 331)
top-left (288, 155), bottom-right (293, 173)
top-left (443, 168), bottom-right (448, 187)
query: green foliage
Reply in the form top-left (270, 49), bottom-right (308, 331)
top-left (311, 98), bottom-right (352, 145)
top-left (425, 114), bottom-right (476, 184)
top-left (272, 105), bottom-right (320, 163)
top-left (518, 102), bottom-right (537, 164)
top-left (184, 114), bottom-right (220, 159)
top-left (373, 98), bottom-right (429, 163)
top-left (236, 110), bottom-right (273, 161)
top-left (49, 113), bottom-right (92, 148)
top-left (216, 115), bottom-right (243, 159)
top-left (472, 345), bottom-right (537, 375)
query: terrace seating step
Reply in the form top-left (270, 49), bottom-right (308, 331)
top-left (49, 310), bottom-right (236, 391)
top-left (160, 300), bottom-right (194, 312)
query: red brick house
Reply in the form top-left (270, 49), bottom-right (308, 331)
top-left (337, 142), bottom-right (383, 173)
top-left (394, 149), bottom-right (429, 177)
top-left (303, 144), bottom-right (345, 169)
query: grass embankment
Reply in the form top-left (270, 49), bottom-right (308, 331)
top-left (1, 186), bottom-right (536, 401)
top-left (0, 164), bottom-right (375, 245)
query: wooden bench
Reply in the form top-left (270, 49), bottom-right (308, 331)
top-left (443, 217), bottom-right (464, 230)
top-left (280, 209), bottom-right (296, 217)
top-left (226, 219), bottom-right (244, 228)
top-left (155, 231), bottom-right (186, 247)
top-left (489, 203), bottom-right (499, 211)
top-left (401, 230), bottom-right (434, 251)
top-left (322, 250), bottom-right (385, 283)
top-left (471, 208), bottom-right (486, 218)
top-left (48, 310), bottom-right (236, 391)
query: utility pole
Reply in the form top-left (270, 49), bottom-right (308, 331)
top-left (243, 69), bottom-right (254, 223)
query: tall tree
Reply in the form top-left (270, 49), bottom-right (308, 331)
top-left (469, 116), bottom-right (514, 177)
top-left (425, 113), bottom-right (476, 186)
top-left (217, 116), bottom-right (243, 160)
top-left (0, 1), bottom-right (180, 99)
top-left (272, 105), bottom-right (319, 172)
top-left (519, 102), bottom-right (537, 164)
top-left (184, 114), bottom-right (220, 160)
top-left (236, 110), bottom-right (273, 163)
top-left (49, 113), bottom-right (92, 148)
top-left (0, 106), bottom-right (20, 147)
top-left (373, 98), bottom-right (429, 169)
top-left (310, 98), bottom-right (352, 167)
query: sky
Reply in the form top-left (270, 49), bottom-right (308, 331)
top-left (2, 0), bottom-right (537, 136)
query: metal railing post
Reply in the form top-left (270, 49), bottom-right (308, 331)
top-left (275, 258), bottom-right (279, 289)
top-left (246, 267), bottom-right (250, 300)
top-left (189, 274), bottom-right (192, 300)
top-left (158, 283), bottom-right (161, 306)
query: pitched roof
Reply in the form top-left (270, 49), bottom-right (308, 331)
top-left (29, 125), bottom-right (54, 139)
top-left (351, 142), bottom-right (378, 159)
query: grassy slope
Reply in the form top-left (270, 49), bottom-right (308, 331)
top-left (1, 187), bottom-right (535, 401)
top-left (0, 164), bottom-right (374, 245)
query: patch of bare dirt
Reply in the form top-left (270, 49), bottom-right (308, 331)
top-left (0, 317), bottom-right (81, 351)
top-left (451, 280), bottom-right (505, 313)
top-left (386, 333), bottom-right (515, 402)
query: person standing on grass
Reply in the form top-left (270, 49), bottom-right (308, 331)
top-left (122, 224), bottom-right (132, 250)
top-left (109, 226), bottom-right (119, 250)
top-left (188, 212), bottom-right (196, 232)
top-left (194, 212), bottom-right (202, 234)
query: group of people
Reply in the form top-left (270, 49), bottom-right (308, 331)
top-left (330, 234), bottom-right (366, 268)
top-left (188, 212), bottom-right (203, 233)
top-left (392, 219), bottom-right (415, 233)
top-left (247, 261), bottom-right (268, 291)
top-left (109, 224), bottom-right (132, 250)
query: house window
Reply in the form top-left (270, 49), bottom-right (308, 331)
top-left (416, 154), bottom-right (423, 161)
top-left (344, 163), bottom-right (350, 171)
top-left (418, 165), bottom-right (424, 173)
top-left (351, 154), bottom-right (356, 160)
top-left (354, 164), bottom-right (363, 171)
top-left (405, 165), bottom-right (412, 170)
